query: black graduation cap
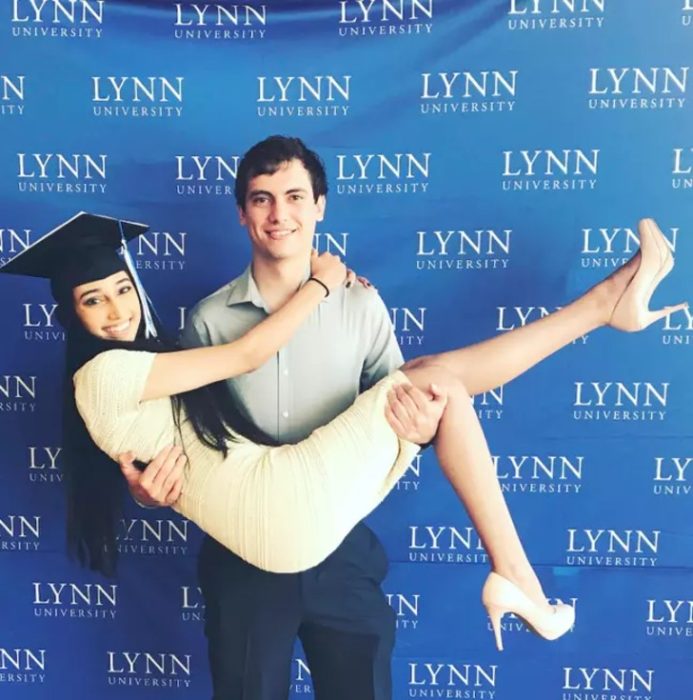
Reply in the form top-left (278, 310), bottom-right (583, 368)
top-left (0, 211), bottom-right (158, 337)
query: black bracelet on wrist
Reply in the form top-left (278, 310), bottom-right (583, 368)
top-left (307, 276), bottom-right (330, 298)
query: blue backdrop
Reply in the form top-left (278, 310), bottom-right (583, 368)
top-left (0, 1), bottom-right (692, 698)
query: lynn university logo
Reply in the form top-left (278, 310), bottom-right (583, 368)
top-left (386, 592), bottom-right (421, 630)
top-left (257, 75), bottom-right (351, 118)
top-left (175, 154), bottom-right (240, 197)
top-left (646, 598), bottom-right (693, 638)
top-left (0, 225), bottom-right (32, 265)
top-left (408, 525), bottom-right (488, 564)
top-left (92, 76), bottom-right (184, 118)
top-left (336, 152), bottom-right (431, 195)
top-left (566, 528), bottom-right (660, 567)
top-left (173, 3), bottom-right (267, 40)
top-left (588, 66), bottom-right (688, 111)
top-left (507, 0), bottom-right (606, 31)
top-left (390, 306), bottom-right (426, 347)
top-left (338, 0), bottom-right (434, 37)
top-left (0, 75), bottom-right (25, 116)
top-left (0, 514), bottom-right (41, 551)
top-left (563, 667), bottom-right (655, 700)
top-left (23, 303), bottom-right (64, 342)
top-left (672, 147), bottom-right (693, 190)
top-left (495, 453), bottom-right (584, 495)
top-left (653, 456), bottom-right (692, 496)
top-left (33, 581), bottom-right (118, 620)
top-left (28, 446), bottom-right (63, 483)
top-left (502, 148), bottom-right (599, 192)
top-left (17, 153), bottom-right (108, 194)
top-left (11, 0), bottom-right (105, 38)
top-left (106, 651), bottom-right (192, 689)
top-left (180, 585), bottom-right (205, 622)
top-left (0, 374), bottom-right (37, 413)
top-left (416, 227), bottom-right (512, 271)
top-left (572, 381), bottom-right (669, 422)
top-left (0, 648), bottom-right (46, 685)
top-left (117, 517), bottom-right (189, 556)
top-left (135, 230), bottom-right (187, 272)
top-left (408, 663), bottom-right (498, 696)
top-left (421, 70), bottom-right (518, 115)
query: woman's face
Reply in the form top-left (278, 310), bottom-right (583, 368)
top-left (72, 271), bottom-right (141, 341)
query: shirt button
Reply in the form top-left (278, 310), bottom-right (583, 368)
top-left (282, 411), bottom-right (289, 419)
top-left (283, 369), bottom-right (289, 376)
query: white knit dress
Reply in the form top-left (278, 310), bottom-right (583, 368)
top-left (73, 349), bottom-right (419, 573)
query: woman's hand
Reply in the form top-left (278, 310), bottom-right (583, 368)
top-left (345, 270), bottom-right (373, 289)
top-left (310, 249), bottom-right (347, 293)
top-left (353, 273), bottom-right (375, 290)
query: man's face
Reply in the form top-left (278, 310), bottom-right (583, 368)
top-left (239, 158), bottom-right (326, 263)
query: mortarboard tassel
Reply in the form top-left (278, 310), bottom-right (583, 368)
top-left (118, 221), bottom-right (158, 339)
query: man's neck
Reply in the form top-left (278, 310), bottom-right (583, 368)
top-left (251, 256), bottom-right (309, 311)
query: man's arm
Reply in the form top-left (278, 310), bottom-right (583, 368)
top-left (385, 383), bottom-right (447, 445)
top-left (119, 304), bottom-right (211, 507)
top-left (360, 290), bottom-right (441, 445)
top-left (120, 446), bottom-right (187, 507)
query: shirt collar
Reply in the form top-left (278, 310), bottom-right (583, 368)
top-left (226, 266), bottom-right (265, 309)
top-left (226, 265), bottom-right (333, 310)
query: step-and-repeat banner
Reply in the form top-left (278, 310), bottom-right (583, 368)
top-left (0, 1), bottom-right (692, 698)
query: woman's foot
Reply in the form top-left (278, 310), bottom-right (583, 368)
top-left (492, 563), bottom-right (553, 612)
top-left (590, 249), bottom-right (640, 323)
top-left (606, 219), bottom-right (687, 331)
top-left (482, 572), bottom-right (575, 651)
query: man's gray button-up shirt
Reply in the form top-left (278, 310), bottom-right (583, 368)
top-left (181, 266), bottom-right (404, 444)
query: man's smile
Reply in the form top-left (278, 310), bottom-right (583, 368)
top-left (266, 228), bottom-right (297, 240)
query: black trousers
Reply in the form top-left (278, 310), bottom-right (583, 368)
top-left (197, 523), bottom-right (396, 700)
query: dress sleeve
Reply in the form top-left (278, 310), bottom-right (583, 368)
top-left (73, 349), bottom-right (157, 456)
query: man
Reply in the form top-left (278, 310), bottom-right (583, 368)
top-left (120, 135), bottom-right (440, 700)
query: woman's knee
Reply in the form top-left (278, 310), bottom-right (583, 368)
top-left (404, 359), bottom-right (470, 399)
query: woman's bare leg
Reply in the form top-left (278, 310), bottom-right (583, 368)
top-left (421, 252), bottom-right (641, 396)
top-left (401, 360), bottom-right (550, 609)
top-left (391, 220), bottom-right (685, 611)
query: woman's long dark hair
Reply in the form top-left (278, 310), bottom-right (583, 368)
top-left (59, 290), bottom-right (273, 577)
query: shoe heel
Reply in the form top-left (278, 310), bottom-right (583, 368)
top-left (486, 605), bottom-right (505, 652)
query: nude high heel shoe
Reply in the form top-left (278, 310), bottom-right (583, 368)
top-left (608, 218), bottom-right (688, 331)
top-left (481, 572), bottom-right (575, 651)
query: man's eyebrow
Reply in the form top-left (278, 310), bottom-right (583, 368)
top-left (248, 187), bottom-right (309, 198)
top-left (247, 188), bottom-right (272, 198)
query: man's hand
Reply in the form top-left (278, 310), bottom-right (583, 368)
top-left (118, 445), bottom-right (186, 508)
top-left (385, 383), bottom-right (447, 445)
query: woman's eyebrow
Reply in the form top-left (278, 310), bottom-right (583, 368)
top-left (78, 287), bottom-right (101, 300)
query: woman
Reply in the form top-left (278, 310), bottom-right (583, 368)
top-left (1, 213), bottom-right (684, 651)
